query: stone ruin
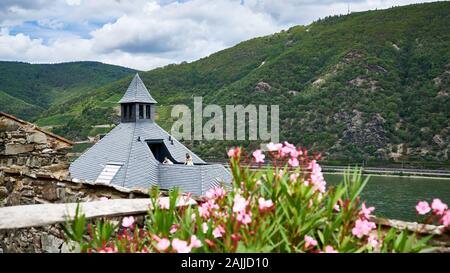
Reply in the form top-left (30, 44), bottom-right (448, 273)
top-left (0, 112), bottom-right (148, 252)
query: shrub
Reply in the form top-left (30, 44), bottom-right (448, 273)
top-left (63, 142), bottom-right (447, 253)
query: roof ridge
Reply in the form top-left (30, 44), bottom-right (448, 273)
top-left (118, 73), bottom-right (157, 104)
top-left (122, 122), bottom-right (137, 187)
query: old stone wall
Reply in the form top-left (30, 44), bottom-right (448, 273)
top-left (0, 114), bottom-right (72, 179)
top-left (0, 169), bottom-right (148, 253)
top-left (0, 113), bottom-right (149, 253)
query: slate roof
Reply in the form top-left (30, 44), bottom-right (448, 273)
top-left (118, 73), bottom-right (157, 104)
top-left (69, 121), bottom-right (231, 195)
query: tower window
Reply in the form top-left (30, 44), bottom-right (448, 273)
top-left (122, 105), bottom-right (126, 119)
top-left (128, 104), bottom-right (132, 118)
top-left (139, 104), bottom-right (144, 119)
top-left (146, 105), bottom-right (151, 119)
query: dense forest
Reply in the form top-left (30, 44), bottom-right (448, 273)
top-left (1, 2), bottom-right (449, 163)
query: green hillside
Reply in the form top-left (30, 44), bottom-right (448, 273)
top-left (0, 61), bottom-right (136, 120)
top-left (4, 2), bottom-right (450, 163)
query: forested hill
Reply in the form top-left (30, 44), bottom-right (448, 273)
top-left (0, 61), bottom-right (136, 120)
top-left (3, 2), bottom-right (450, 163)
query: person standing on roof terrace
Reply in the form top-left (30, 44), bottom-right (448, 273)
top-left (163, 157), bottom-right (174, 165)
top-left (184, 153), bottom-right (194, 166)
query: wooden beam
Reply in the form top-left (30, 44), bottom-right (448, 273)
top-left (0, 197), bottom-right (196, 230)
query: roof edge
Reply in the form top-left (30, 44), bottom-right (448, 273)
top-left (0, 111), bottom-right (74, 145)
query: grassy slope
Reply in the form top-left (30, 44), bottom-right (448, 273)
top-left (14, 2), bottom-right (450, 162)
top-left (0, 61), bottom-right (136, 120)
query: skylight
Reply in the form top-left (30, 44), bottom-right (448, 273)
top-left (95, 163), bottom-right (123, 184)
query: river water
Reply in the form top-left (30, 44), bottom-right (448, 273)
top-left (324, 174), bottom-right (450, 221)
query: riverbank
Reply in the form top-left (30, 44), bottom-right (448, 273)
top-left (321, 166), bottom-right (450, 179)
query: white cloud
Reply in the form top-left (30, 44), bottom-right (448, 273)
top-left (0, 0), bottom-right (441, 70)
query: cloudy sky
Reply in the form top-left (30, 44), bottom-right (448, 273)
top-left (0, 0), bottom-right (438, 70)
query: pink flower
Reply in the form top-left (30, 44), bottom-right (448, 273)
top-left (227, 148), bottom-right (235, 157)
top-left (99, 197), bottom-right (109, 201)
top-left (121, 216), bottom-right (134, 228)
top-left (288, 157), bottom-right (299, 167)
top-left (275, 169), bottom-right (284, 179)
top-left (258, 197), bottom-right (274, 211)
top-left (158, 198), bottom-right (170, 210)
top-left (227, 147), bottom-right (240, 158)
top-left (290, 149), bottom-right (299, 158)
top-left (172, 239), bottom-right (192, 253)
top-left (156, 238), bottom-right (170, 251)
top-left (233, 194), bottom-right (248, 213)
top-left (416, 201), bottom-right (431, 215)
top-left (236, 211), bottom-right (252, 225)
top-left (333, 204), bottom-right (340, 212)
top-left (324, 245), bottom-right (338, 253)
top-left (352, 219), bottom-right (376, 238)
top-left (359, 202), bottom-right (375, 219)
top-left (202, 222), bottom-right (209, 234)
top-left (205, 186), bottom-right (226, 200)
top-left (252, 149), bottom-right (265, 163)
top-left (170, 224), bottom-right (178, 234)
top-left (304, 235), bottom-right (317, 249)
top-left (308, 160), bottom-right (326, 193)
top-left (267, 142), bottom-right (282, 152)
top-left (213, 226), bottom-right (225, 238)
top-left (280, 146), bottom-right (293, 157)
top-left (190, 235), bottom-right (202, 248)
top-left (283, 141), bottom-right (295, 149)
top-left (367, 234), bottom-right (381, 251)
top-left (198, 203), bottom-right (210, 218)
top-left (289, 173), bottom-right (299, 182)
top-left (99, 247), bottom-right (116, 253)
top-left (440, 210), bottom-right (450, 227)
top-left (431, 199), bottom-right (448, 215)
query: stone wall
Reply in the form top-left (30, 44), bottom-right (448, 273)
top-left (0, 113), bottom-right (72, 179)
top-left (0, 169), bottom-right (149, 253)
top-left (0, 112), bottom-right (149, 253)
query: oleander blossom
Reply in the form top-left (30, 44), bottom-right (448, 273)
top-left (333, 204), bottom-right (340, 212)
top-left (266, 142), bottom-right (282, 152)
top-left (121, 216), bottom-right (134, 228)
top-left (227, 147), bottom-right (240, 158)
top-left (440, 210), bottom-right (450, 227)
top-left (190, 235), bottom-right (202, 248)
top-left (258, 197), bottom-right (274, 211)
top-left (206, 186), bottom-right (226, 200)
top-left (172, 239), bottom-right (191, 253)
top-left (431, 199), bottom-right (448, 215)
top-left (158, 198), bottom-right (170, 210)
top-left (233, 194), bottom-right (248, 213)
top-left (304, 235), bottom-right (318, 249)
top-left (288, 157), bottom-right (299, 167)
top-left (324, 245), bottom-right (338, 253)
top-left (367, 234), bottom-right (381, 251)
top-left (236, 211), bottom-right (252, 225)
top-left (352, 219), bottom-right (376, 238)
top-left (252, 149), bottom-right (265, 163)
top-left (289, 173), bottom-right (299, 182)
top-left (308, 160), bottom-right (326, 193)
top-left (156, 238), bottom-right (170, 251)
top-left (416, 201), bottom-right (431, 215)
top-left (213, 225), bottom-right (225, 238)
top-left (202, 222), bottom-right (209, 234)
top-left (359, 202), bottom-right (375, 219)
